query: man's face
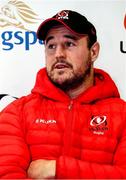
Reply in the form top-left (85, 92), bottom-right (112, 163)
top-left (45, 25), bottom-right (93, 90)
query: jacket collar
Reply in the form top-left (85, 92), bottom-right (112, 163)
top-left (32, 68), bottom-right (120, 103)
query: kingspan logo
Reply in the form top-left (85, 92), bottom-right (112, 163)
top-left (0, 0), bottom-right (44, 50)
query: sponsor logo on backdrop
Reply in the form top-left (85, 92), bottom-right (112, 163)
top-left (120, 14), bottom-right (126, 53)
top-left (124, 14), bottom-right (126, 30)
top-left (0, 0), bottom-right (43, 50)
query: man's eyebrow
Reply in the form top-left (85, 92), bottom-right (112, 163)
top-left (45, 36), bottom-right (54, 45)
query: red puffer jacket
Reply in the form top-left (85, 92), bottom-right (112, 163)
top-left (0, 68), bottom-right (126, 179)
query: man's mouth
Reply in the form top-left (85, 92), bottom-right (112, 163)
top-left (54, 63), bottom-right (70, 69)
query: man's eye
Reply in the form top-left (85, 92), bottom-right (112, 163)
top-left (65, 41), bottom-right (75, 47)
top-left (47, 44), bottom-right (56, 49)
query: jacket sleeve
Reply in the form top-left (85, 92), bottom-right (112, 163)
top-left (56, 120), bottom-right (126, 178)
top-left (0, 99), bottom-right (30, 178)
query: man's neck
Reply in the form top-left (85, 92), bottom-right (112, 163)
top-left (66, 69), bottom-right (94, 99)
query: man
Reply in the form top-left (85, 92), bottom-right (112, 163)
top-left (0, 10), bottom-right (126, 179)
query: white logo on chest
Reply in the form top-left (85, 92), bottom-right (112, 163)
top-left (35, 119), bottom-right (57, 124)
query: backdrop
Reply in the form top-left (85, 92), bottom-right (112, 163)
top-left (0, 0), bottom-right (126, 111)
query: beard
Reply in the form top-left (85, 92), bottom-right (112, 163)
top-left (47, 58), bottom-right (92, 91)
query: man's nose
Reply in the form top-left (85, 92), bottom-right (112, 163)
top-left (55, 45), bottom-right (66, 59)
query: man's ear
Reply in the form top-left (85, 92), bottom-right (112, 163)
top-left (90, 42), bottom-right (100, 62)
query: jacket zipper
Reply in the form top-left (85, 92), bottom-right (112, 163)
top-left (63, 100), bottom-right (74, 155)
top-left (68, 100), bottom-right (73, 110)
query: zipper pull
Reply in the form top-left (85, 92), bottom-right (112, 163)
top-left (68, 100), bottom-right (73, 110)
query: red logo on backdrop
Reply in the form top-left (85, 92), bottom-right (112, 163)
top-left (124, 14), bottom-right (126, 30)
top-left (120, 14), bottom-right (126, 53)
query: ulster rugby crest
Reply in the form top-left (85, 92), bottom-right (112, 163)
top-left (55, 10), bottom-right (69, 20)
top-left (89, 115), bottom-right (108, 135)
